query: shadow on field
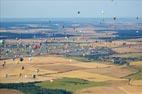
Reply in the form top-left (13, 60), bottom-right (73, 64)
top-left (0, 82), bottom-right (72, 94)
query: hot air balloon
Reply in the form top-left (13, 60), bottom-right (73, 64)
top-left (113, 16), bottom-right (116, 20)
top-left (21, 66), bottom-right (24, 70)
top-left (36, 69), bottom-right (39, 73)
top-left (29, 57), bottom-right (32, 63)
top-left (0, 40), bottom-right (5, 46)
top-left (78, 11), bottom-right (80, 14)
top-left (20, 57), bottom-right (24, 62)
top-left (50, 79), bottom-right (53, 83)
top-left (19, 73), bottom-right (22, 77)
top-left (2, 61), bottom-right (6, 68)
top-left (33, 75), bottom-right (36, 79)
top-left (24, 75), bottom-right (27, 78)
top-left (101, 10), bottom-right (105, 21)
top-left (33, 44), bottom-right (41, 49)
top-left (62, 25), bottom-right (65, 28)
top-left (136, 16), bottom-right (139, 20)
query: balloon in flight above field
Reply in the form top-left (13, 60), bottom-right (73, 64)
top-left (20, 57), bottom-right (24, 62)
top-left (0, 40), bottom-right (5, 46)
top-left (33, 44), bottom-right (40, 49)
top-left (62, 25), bottom-right (65, 29)
top-left (136, 30), bottom-right (139, 33)
top-left (78, 11), bottom-right (80, 14)
top-left (136, 16), bottom-right (139, 20)
top-left (101, 10), bottom-right (105, 21)
top-left (113, 16), bottom-right (117, 20)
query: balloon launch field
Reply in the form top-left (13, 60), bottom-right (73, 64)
top-left (0, 55), bottom-right (119, 83)
top-left (0, 55), bottom-right (142, 94)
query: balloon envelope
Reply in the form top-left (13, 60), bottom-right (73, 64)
top-left (78, 11), bottom-right (80, 14)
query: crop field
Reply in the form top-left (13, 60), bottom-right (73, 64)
top-left (0, 56), bottom-right (142, 94)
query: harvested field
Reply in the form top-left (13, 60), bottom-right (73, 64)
top-left (84, 66), bottom-right (137, 78)
top-left (0, 56), bottom-right (142, 94)
top-left (0, 56), bottom-right (114, 83)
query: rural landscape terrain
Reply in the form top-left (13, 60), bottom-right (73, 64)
top-left (0, 18), bottom-right (142, 94)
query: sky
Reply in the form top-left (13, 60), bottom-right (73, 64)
top-left (0, 0), bottom-right (142, 18)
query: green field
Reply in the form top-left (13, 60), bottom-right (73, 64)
top-left (0, 78), bottom-right (107, 94)
top-left (38, 78), bottom-right (107, 92)
top-left (65, 56), bottom-right (92, 62)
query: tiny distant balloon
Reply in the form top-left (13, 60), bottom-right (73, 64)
top-left (20, 57), bottom-right (24, 62)
top-left (50, 79), bottom-right (53, 83)
top-left (33, 75), bottom-right (36, 79)
top-left (65, 36), bottom-right (68, 39)
top-left (62, 25), bottom-right (65, 28)
top-left (25, 75), bottom-right (27, 78)
top-left (113, 16), bottom-right (116, 20)
top-left (0, 40), bottom-right (5, 46)
top-left (136, 16), bottom-right (139, 20)
top-left (78, 11), bottom-right (80, 14)
top-left (69, 59), bottom-right (72, 62)
top-left (136, 30), bottom-right (139, 33)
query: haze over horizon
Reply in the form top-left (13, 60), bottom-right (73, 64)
top-left (0, 0), bottom-right (142, 19)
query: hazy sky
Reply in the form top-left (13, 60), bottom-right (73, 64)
top-left (0, 0), bottom-right (142, 18)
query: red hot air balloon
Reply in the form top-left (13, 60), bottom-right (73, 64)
top-left (33, 44), bottom-right (41, 49)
